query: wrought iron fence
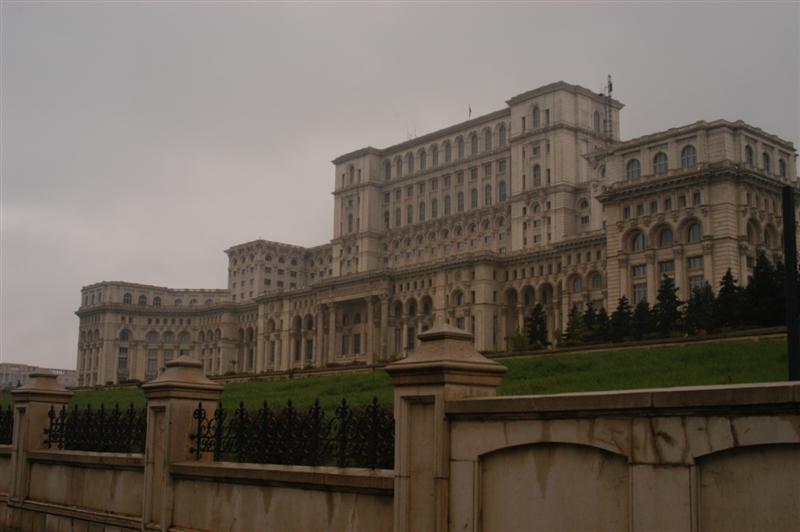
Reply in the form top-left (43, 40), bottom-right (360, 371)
top-left (190, 397), bottom-right (394, 469)
top-left (0, 404), bottom-right (13, 445)
top-left (46, 403), bottom-right (147, 453)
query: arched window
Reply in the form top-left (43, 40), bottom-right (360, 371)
top-left (146, 331), bottom-right (159, 343)
top-left (407, 153), bottom-right (415, 174)
top-left (762, 152), bottom-right (771, 173)
top-left (178, 331), bottom-right (191, 344)
top-left (444, 141), bottom-right (452, 162)
top-left (163, 331), bottom-right (175, 343)
top-left (444, 195), bottom-right (451, 216)
top-left (470, 133), bottom-right (478, 155)
top-left (532, 165), bottom-right (541, 187)
top-left (578, 198), bottom-right (589, 209)
top-left (419, 150), bottom-right (427, 170)
top-left (419, 202), bottom-right (426, 222)
top-left (745, 145), bottom-right (754, 165)
top-left (779, 159), bottom-right (787, 177)
top-left (407, 205), bottom-right (413, 224)
top-left (457, 192), bottom-right (465, 212)
top-left (205, 298), bottom-right (213, 305)
top-left (532, 106), bottom-right (540, 128)
top-left (153, 296), bottom-right (161, 307)
top-left (681, 145), bottom-right (697, 168)
top-left (631, 232), bottom-right (646, 252)
top-left (384, 160), bottom-right (391, 180)
top-left (626, 159), bottom-right (641, 179)
top-left (175, 299), bottom-right (182, 306)
top-left (484, 129), bottom-right (492, 152)
top-left (659, 228), bottom-right (673, 247)
top-left (396, 158), bottom-right (403, 177)
top-left (687, 222), bottom-right (702, 243)
top-left (591, 273), bottom-right (603, 289)
top-left (498, 181), bottom-right (507, 202)
top-left (653, 152), bottom-right (668, 175)
top-left (123, 293), bottom-right (132, 304)
top-left (593, 111), bottom-right (601, 132)
top-left (431, 198), bottom-right (438, 218)
top-left (470, 188), bottom-right (478, 209)
top-left (454, 291), bottom-right (464, 306)
top-left (138, 295), bottom-right (147, 306)
top-left (484, 184), bottom-right (492, 206)
top-left (457, 137), bottom-right (465, 160)
top-left (431, 145), bottom-right (439, 167)
top-left (572, 277), bottom-right (582, 292)
top-left (119, 329), bottom-right (130, 341)
top-left (498, 124), bottom-right (507, 147)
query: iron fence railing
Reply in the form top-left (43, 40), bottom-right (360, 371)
top-left (0, 404), bottom-right (13, 445)
top-left (46, 403), bottom-right (147, 453)
top-left (190, 397), bottom-right (394, 469)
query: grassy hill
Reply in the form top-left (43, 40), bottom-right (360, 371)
top-left (0, 338), bottom-right (788, 412)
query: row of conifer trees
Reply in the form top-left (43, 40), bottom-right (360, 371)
top-left (520, 253), bottom-right (789, 349)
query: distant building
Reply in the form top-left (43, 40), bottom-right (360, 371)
top-left (0, 363), bottom-right (77, 391)
top-left (75, 81), bottom-right (797, 386)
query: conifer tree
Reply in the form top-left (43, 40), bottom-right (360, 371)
top-left (596, 307), bottom-right (611, 343)
top-left (653, 275), bottom-right (682, 337)
top-left (610, 296), bottom-right (633, 341)
top-left (743, 253), bottom-right (784, 326)
top-left (582, 303), bottom-right (599, 342)
top-left (632, 299), bottom-right (654, 340)
top-left (714, 268), bottom-right (741, 329)
top-left (685, 282), bottom-right (715, 335)
top-left (564, 306), bottom-right (588, 345)
top-left (525, 303), bottom-right (549, 348)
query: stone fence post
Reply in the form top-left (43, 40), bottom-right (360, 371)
top-left (6, 373), bottom-right (73, 524)
top-left (385, 325), bottom-right (506, 532)
top-left (141, 357), bottom-right (223, 531)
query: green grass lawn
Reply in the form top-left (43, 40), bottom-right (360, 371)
top-left (0, 338), bottom-right (789, 411)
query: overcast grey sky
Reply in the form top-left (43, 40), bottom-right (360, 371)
top-left (1, 2), bottom-right (798, 369)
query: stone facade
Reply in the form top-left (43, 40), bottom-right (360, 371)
top-left (0, 364), bottom-right (76, 392)
top-left (75, 81), bottom-right (797, 385)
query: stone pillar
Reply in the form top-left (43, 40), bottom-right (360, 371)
top-left (328, 304), bottom-right (337, 364)
top-left (646, 252), bottom-right (657, 303)
top-left (380, 295), bottom-right (390, 361)
top-left (7, 373), bottom-right (73, 519)
top-left (385, 325), bottom-right (507, 532)
top-left (314, 309), bottom-right (324, 368)
top-left (141, 357), bottom-right (223, 531)
top-left (366, 297), bottom-right (376, 365)
top-left (674, 247), bottom-right (686, 300)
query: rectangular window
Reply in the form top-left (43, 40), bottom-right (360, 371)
top-left (430, 178), bottom-right (438, 191)
top-left (688, 275), bottom-right (705, 291)
top-left (532, 145), bottom-right (540, 157)
top-left (650, 201), bottom-right (658, 214)
top-left (470, 167), bottom-right (478, 180)
top-left (353, 333), bottom-right (361, 354)
top-left (341, 335), bottom-right (349, 356)
top-left (580, 215), bottom-right (589, 225)
top-left (383, 193), bottom-right (390, 204)
top-left (664, 197), bottom-right (673, 210)
top-left (678, 195), bottom-right (686, 208)
top-left (636, 204), bottom-right (644, 216)
top-left (632, 264), bottom-right (646, 277)
top-left (623, 206), bottom-right (631, 219)
top-left (692, 191), bottom-right (701, 206)
top-left (483, 163), bottom-right (492, 177)
top-left (395, 208), bottom-right (401, 227)
top-left (444, 175), bottom-right (451, 188)
top-left (406, 185), bottom-right (413, 197)
top-left (498, 159), bottom-right (507, 173)
top-left (457, 171), bottom-right (464, 184)
top-left (659, 260), bottom-right (675, 274)
top-left (687, 255), bottom-right (704, 270)
top-left (418, 182), bottom-right (425, 193)
top-left (633, 282), bottom-right (648, 304)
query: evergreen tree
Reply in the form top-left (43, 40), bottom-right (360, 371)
top-left (564, 306), bottom-right (588, 345)
top-left (610, 296), bottom-right (633, 342)
top-left (714, 268), bottom-right (742, 329)
top-left (685, 282), bottom-right (715, 335)
top-left (595, 307), bottom-right (611, 343)
top-left (582, 303), bottom-right (599, 342)
top-left (632, 299), bottom-right (654, 340)
top-left (653, 275), bottom-right (682, 337)
top-left (743, 253), bottom-right (784, 327)
top-left (525, 303), bottom-right (549, 348)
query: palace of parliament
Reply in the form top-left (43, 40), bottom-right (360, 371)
top-left (75, 81), bottom-right (797, 386)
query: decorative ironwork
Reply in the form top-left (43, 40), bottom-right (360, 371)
top-left (190, 397), bottom-right (394, 469)
top-left (46, 403), bottom-right (147, 453)
top-left (0, 404), bottom-right (13, 445)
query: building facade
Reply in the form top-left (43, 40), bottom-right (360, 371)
top-left (75, 81), bottom-right (797, 386)
top-left (0, 363), bottom-right (77, 391)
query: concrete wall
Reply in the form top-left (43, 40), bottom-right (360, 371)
top-left (446, 383), bottom-right (800, 532)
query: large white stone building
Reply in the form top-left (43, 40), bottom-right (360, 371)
top-left (75, 81), bottom-right (797, 386)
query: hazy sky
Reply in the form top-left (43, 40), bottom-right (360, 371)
top-left (1, 2), bottom-right (798, 369)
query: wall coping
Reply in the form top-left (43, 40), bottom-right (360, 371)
top-left (170, 461), bottom-right (394, 495)
top-left (445, 381), bottom-right (800, 418)
top-left (27, 449), bottom-right (144, 470)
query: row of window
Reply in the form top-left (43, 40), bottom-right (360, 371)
top-left (231, 255), bottom-right (298, 267)
top-left (622, 191), bottom-right (702, 219)
top-left (626, 145), bottom-right (698, 179)
top-left (383, 184), bottom-right (509, 228)
top-left (122, 293), bottom-right (213, 306)
top-left (383, 160), bottom-right (508, 207)
top-left (383, 126), bottom-right (509, 180)
top-left (628, 223), bottom-right (703, 252)
top-left (744, 145), bottom-right (788, 177)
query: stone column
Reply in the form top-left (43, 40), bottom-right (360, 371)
top-left (385, 325), bottom-right (507, 532)
top-left (328, 304), bottom-right (337, 364)
top-left (380, 295), bottom-right (390, 361)
top-left (314, 309), bottom-right (324, 368)
top-left (646, 252), bottom-right (657, 303)
top-left (141, 357), bottom-right (223, 531)
top-left (7, 373), bottom-right (73, 520)
top-left (674, 247), bottom-right (686, 300)
top-left (366, 297), bottom-right (376, 365)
